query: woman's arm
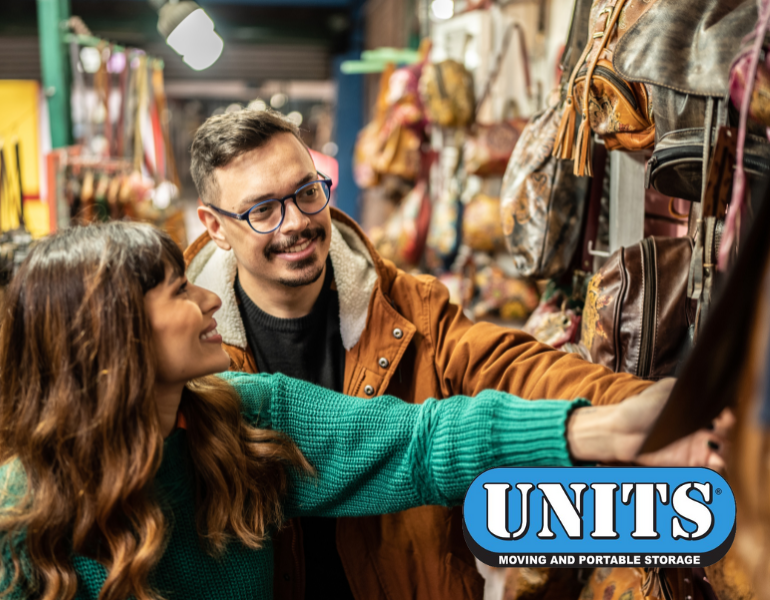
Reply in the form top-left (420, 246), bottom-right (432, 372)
top-left (219, 372), bottom-right (588, 519)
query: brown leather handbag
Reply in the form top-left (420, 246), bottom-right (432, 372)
top-left (554, 0), bottom-right (656, 177)
top-left (581, 236), bottom-right (697, 380)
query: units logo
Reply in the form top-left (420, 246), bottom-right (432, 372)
top-left (463, 468), bottom-right (735, 568)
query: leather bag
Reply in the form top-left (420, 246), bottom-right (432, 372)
top-left (613, 0), bottom-right (770, 202)
top-left (498, 0), bottom-right (593, 280)
top-left (581, 236), bottom-right (697, 380)
top-left (500, 97), bottom-right (591, 279)
top-left (465, 23), bottom-right (531, 176)
top-left (419, 60), bottom-right (476, 129)
top-left (554, 0), bottom-right (656, 177)
top-left (465, 119), bottom-right (527, 176)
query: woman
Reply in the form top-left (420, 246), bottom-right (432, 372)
top-left (0, 223), bottom-right (724, 600)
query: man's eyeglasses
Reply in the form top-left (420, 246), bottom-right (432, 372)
top-left (206, 172), bottom-right (332, 234)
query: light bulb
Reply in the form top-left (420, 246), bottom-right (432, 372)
top-left (182, 31), bottom-right (224, 71)
top-left (166, 9), bottom-right (214, 56)
top-left (431, 0), bottom-right (454, 20)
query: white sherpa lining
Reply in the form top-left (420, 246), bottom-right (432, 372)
top-left (186, 220), bottom-right (378, 351)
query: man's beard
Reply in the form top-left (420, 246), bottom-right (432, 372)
top-left (265, 226), bottom-right (327, 288)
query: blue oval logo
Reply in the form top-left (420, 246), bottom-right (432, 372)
top-left (463, 467), bottom-right (735, 568)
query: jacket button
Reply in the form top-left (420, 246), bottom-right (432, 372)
top-left (364, 385), bottom-right (375, 396)
top-left (392, 328), bottom-right (403, 339)
top-left (378, 357), bottom-right (389, 368)
top-left (283, 573), bottom-right (291, 581)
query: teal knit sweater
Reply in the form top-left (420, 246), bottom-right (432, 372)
top-left (1, 372), bottom-right (588, 599)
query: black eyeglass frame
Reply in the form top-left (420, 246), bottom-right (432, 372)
top-left (206, 172), bottom-right (333, 234)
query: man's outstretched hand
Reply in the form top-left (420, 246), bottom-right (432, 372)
top-left (567, 378), bottom-right (732, 469)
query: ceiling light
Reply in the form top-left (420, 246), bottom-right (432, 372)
top-left (153, 0), bottom-right (224, 71)
top-left (431, 0), bottom-right (454, 20)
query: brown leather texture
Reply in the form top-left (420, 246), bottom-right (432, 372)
top-left (644, 89), bottom-right (770, 202)
top-left (570, 0), bottom-right (656, 152)
top-left (613, 0), bottom-right (757, 97)
top-left (185, 208), bottom-right (654, 600)
top-left (613, 0), bottom-right (770, 202)
top-left (500, 100), bottom-right (591, 279)
top-left (582, 236), bottom-right (697, 380)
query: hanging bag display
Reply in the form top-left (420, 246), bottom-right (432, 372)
top-left (499, 92), bottom-right (591, 279)
top-left (464, 23), bottom-right (532, 177)
top-left (498, 0), bottom-right (593, 279)
top-left (419, 60), bottom-right (476, 129)
top-left (581, 236), bottom-right (697, 380)
top-left (613, 0), bottom-right (770, 202)
top-left (553, 0), bottom-right (656, 177)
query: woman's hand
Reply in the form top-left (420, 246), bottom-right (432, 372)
top-left (566, 378), bottom-right (732, 470)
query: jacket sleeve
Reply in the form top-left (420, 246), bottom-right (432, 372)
top-left (425, 278), bottom-right (653, 406)
top-left (219, 372), bottom-right (588, 519)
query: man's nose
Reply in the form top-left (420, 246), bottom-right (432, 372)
top-left (280, 198), bottom-right (310, 232)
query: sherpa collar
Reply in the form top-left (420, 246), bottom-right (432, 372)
top-left (185, 220), bottom-right (379, 351)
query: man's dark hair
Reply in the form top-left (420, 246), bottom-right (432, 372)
top-left (190, 109), bottom-right (303, 205)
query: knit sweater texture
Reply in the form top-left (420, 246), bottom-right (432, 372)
top-left (0, 372), bottom-right (588, 599)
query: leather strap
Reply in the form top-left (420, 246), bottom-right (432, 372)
top-left (574, 0), bottom-right (629, 176)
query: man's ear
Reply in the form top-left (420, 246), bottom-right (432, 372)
top-left (198, 205), bottom-right (232, 251)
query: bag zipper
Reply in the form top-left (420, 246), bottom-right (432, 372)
top-left (649, 145), bottom-right (770, 173)
top-left (637, 238), bottom-right (656, 378)
top-left (576, 64), bottom-right (638, 111)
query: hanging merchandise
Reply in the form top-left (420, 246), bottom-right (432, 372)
top-left (613, 0), bottom-right (769, 203)
top-left (49, 23), bottom-right (185, 244)
top-left (371, 181), bottom-right (432, 268)
top-left (353, 57), bottom-right (428, 188)
top-left (425, 146), bottom-right (464, 273)
top-left (464, 23), bottom-right (532, 177)
top-left (721, 0), bottom-right (770, 270)
top-left (498, 0), bottom-right (593, 280)
top-left (522, 285), bottom-right (581, 349)
top-left (472, 263), bottom-right (540, 322)
top-left (419, 60), bottom-right (476, 129)
top-left (553, 0), bottom-right (656, 177)
top-left (498, 90), bottom-right (590, 279)
top-left (0, 143), bottom-right (34, 286)
top-left (581, 237), bottom-right (697, 380)
top-left (462, 193), bottom-right (505, 253)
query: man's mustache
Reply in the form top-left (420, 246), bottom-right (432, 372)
top-left (264, 227), bottom-right (326, 258)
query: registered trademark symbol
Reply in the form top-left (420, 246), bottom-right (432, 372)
top-left (715, 488), bottom-right (722, 495)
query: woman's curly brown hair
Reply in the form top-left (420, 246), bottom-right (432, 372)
top-left (0, 222), bottom-right (310, 600)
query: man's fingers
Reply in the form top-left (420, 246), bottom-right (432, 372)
top-left (712, 408), bottom-right (736, 439)
top-left (707, 452), bottom-right (726, 474)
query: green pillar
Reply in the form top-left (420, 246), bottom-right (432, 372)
top-left (37, 0), bottom-right (72, 148)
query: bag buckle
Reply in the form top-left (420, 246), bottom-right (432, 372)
top-left (592, 7), bottom-right (614, 38)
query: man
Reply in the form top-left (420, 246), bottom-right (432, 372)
top-left (184, 109), bottom-right (656, 600)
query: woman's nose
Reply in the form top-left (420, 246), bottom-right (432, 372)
top-left (194, 284), bottom-right (222, 315)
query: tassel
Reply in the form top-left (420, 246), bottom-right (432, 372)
top-left (573, 112), bottom-right (593, 177)
top-left (553, 97), bottom-right (577, 160)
